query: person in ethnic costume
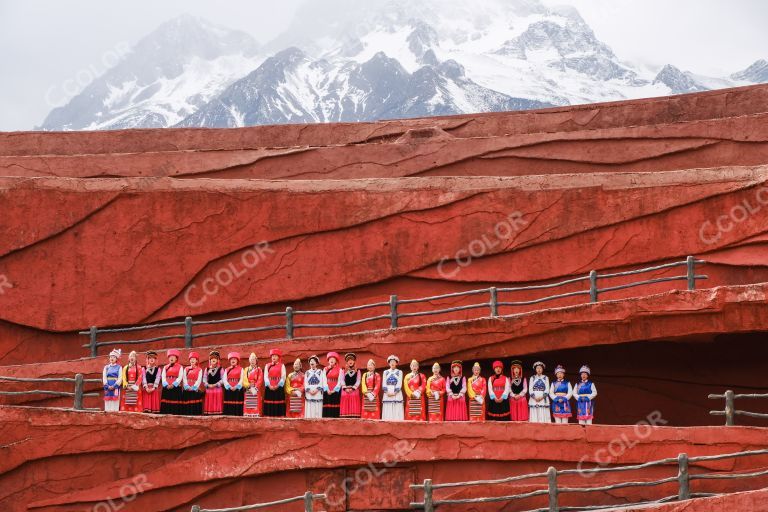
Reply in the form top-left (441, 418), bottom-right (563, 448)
top-left (322, 352), bottom-right (343, 418)
top-left (222, 352), bottom-right (246, 416)
top-left (445, 360), bottom-right (468, 421)
top-left (404, 359), bottom-right (426, 421)
top-left (550, 364), bottom-right (573, 424)
top-left (487, 360), bottom-right (511, 421)
top-left (120, 350), bottom-right (143, 413)
top-left (528, 361), bottom-right (551, 423)
top-left (509, 360), bottom-right (529, 421)
top-left (340, 353), bottom-right (362, 418)
top-left (243, 353), bottom-right (264, 418)
top-left (203, 351), bottom-right (224, 415)
top-left (102, 348), bottom-right (123, 412)
top-left (160, 349), bottom-right (183, 415)
top-left (426, 362), bottom-right (446, 422)
top-left (381, 355), bottom-right (404, 421)
top-left (304, 355), bottom-right (324, 419)
top-left (182, 352), bottom-right (204, 415)
top-left (575, 365), bottom-right (597, 425)
top-left (141, 351), bottom-right (161, 414)
top-left (285, 358), bottom-right (305, 418)
top-left (361, 359), bottom-right (381, 420)
top-left (467, 362), bottom-right (486, 422)
top-left (262, 348), bottom-right (286, 417)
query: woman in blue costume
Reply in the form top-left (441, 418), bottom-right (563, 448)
top-left (575, 365), bottom-right (597, 425)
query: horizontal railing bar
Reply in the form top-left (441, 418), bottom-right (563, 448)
top-left (398, 288), bottom-right (490, 304)
top-left (498, 290), bottom-right (591, 307)
top-left (198, 493), bottom-right (326, 512)
top-left (398, 303), bottom-right (489, 318)
top-left (192, 312), bottom-right (286, 325)
top-left (734, 410), bottom-right (768, 418)
top-left (293, 302), bottom-right (389, 314)
top-left (709, 393), bottom-right (768, 399)
top-left (294, 315), bottom-right (392, 328)
top-left (416, 471), bottom-right (550, 490)
top-left (558, 476), bottom-right (678, 493)
top-left (691, 468), bottom-right (768, 480)
top-left (431, 488), bottom-right (550, 505)
top-left (710, 411), bottom-right (726, 415)
top-left (497, 275), bottom-right (590, 292)
top-left (78, 320), bottom-right (186, 335)
top-left (0, 390), bottom-right (99, 397)
top-left (688, 448), bottom-right (768, 462)
top-left (556, 496), bottom-right (680, 511)
top-left (598, 275), bottom-right (697, 294)
top-left (598, 260), bottom-right (699, 279)
top-left (193, 326), bottom-right (284, 339)
top-left (0, 376), bottom-right (95, 383)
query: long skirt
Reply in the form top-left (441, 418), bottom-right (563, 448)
top-left (445, 396), bottom-right (468, 421)
top-left (552, 396), bottom-right (572, 419)
top-left (427, 394), bottom-right (444, 422)
top-left (529, 400), bottom-right (551, 423)
top-left (223, 388), bottom-right (245, 416)
top-left (486, 398), bottom-right (511, 421)
top-left (340, 389), bottom-right (361, 418)
top-left (183, 389), bottom-right (204, 415)
top-left (262, 386), bottom-right (286, 417)
top-left (468, 396), bottom-right (485, 422)
top-left (104, 395), bottom-right (120, 412)
top-left (120, 387), bottom-right (142, 413)
top-left (323, 391), bottom-right (341, 418)
top-left (305, 398), bottom-right (323, 419)
top-left (286, 393), bottom-right (304, 418)
top-left (142, 387), bottom-right (161, 413)
top-left (204, 387), bottom-right (223, 415)
top-left (406, 395), bottom-right (425, 421)
top-left (361, 394), bottom-right (380, 420)
top-left (381, 399), bottom-right (404, 421)
top-left (510, 396), bottom-right (530, 421)
top-left (160, 386), bottom-right (182, 415)
top-left (243, 388), bottom-right (261, 417)
top-left (577, 397), bottom-right (595, 421)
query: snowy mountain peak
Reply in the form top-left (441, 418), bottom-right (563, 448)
top-left (653, 64), bottom-right (707, 94)
top-left (731, 59), bottom-right (768, 83)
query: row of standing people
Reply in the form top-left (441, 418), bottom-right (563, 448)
top-left (102, 348), bottom-right (597, 424)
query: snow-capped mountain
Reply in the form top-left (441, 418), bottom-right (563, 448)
top-left (39, 15), bottom-right (261, 130)
top-left (39, 0), bottom-right (767, 131)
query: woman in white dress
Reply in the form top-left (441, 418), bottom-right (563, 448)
top-left (381, 355), bottom-right (404, 421)
top-left (528, 361), bottom-right (551, 423)
top-left (304, 355), bottom-right (324, 419)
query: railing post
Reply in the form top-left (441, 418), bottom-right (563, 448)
top-left (304, 490), bottom-right (313, 512)
top-left (89, 326), bottom-right (98, 357)
top-left (725, 389), bottom-right (735, 426)
top-left (547, 466), bottom-right (559, 512)
top-left (190, 506), bottom-right (200, 512)
top-left (677, 453), bottom-right (690, 500)
top-left (390, 295), bottom-right (398, 329)
top-left (589, 270), bottom-right (598, 303)
top-left (73, 373), bottom-right (84, 410)
top-left (489, 287), bottom-right (498, 317)
top-left (184, 316), bottom-right (194, 349)
top-left (423, 479), bottom-right (434, 512)
top-left (286, 307), bottom-right (294, 340)
top-left (686, 256), bottom-right (696, 290)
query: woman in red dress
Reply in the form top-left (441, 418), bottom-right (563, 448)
top-left (509, 360), bottom-right (529, 421)
top-left (182, 351), bottom-right (204, 415)
top-left (404, 359), bottom-right (426, 421)
top-left (285, 358), bottom-right (305, 418)
top-left (243, 353), bottom-right (263, 418)
top-left (120, 350), bottom-right (144, 413)
top-left (426, 362), bottom-right (446, 422)
top-left (467, 362), bottom-right (486, 422)
top-left (445, 360), bottom-right (468, 421)
top-left (361, 359), bottom-right (381, 420)
top-left (340, 353), bottom-right (362, 418)
top-left (322, 352), bottom-right (342, 418)
top-left (141, 351), bottom-right (161, 414)
top-left (263, 348), bottom-right (287, 417)
top-left (203, 351), bottom-right (224, 416)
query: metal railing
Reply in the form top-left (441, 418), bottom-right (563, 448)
top-left (410, 448), bottom-right (768, 511)
top-left (709, 390), bottom-right (768, 426)
top-left (80, 257), bottom-right (706, 356)
top-left (0, 374), bottom-right (101, 410)
top-left (190, 491), bottom-right (326, 512)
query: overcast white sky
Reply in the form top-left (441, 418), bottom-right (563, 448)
top-left (1, 0), bottom-right (766, 131)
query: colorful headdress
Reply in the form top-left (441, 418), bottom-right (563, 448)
top-left (579, 365), bottom-right (591, 376)
top-left (227, 351), bottom-right (241, 361)
top-left (387, 354), bottom-right (400, 364)
top-left (344, 352), bottom-right (357, 361)
top-left (510, 360), bottom-right (523, 375)
top-left (492, 360), bottom-right (504, 370)
top-left (209, 350), bottom-right (221, 360)
top-left (410, 359), bottom-right (419, 368)
top-left (554, 364), bottom-right (566, 375)
top-left (109, 348), bottom-right (122, 359)
top-left (432, 362), bottom-right (441, 372)
top-left (326, 352), bottom-right (340, 364)
top-left (367, 358), bottom-right (376, 368)
top-left (472, 362), bottom-right (481, 371)
top-left (533, 361), bottom-right (545, 370)
top-left (188, 351), bottom-right (200, 361)
top-left (450, 360), bottom-right (463, 374)
top-left (308, 354), bottom-right (320, 365)
top-left (146, 350), bottom-right (158, 358)
top-left (166, 349), bottom-right (180, 359)
top-left (269, 348), bottom-right (282, 357)
top-left (249, 352), bottom-right (258, 363)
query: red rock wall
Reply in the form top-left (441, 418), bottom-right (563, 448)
top-left (2, 406), bottom-right (767, 512)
